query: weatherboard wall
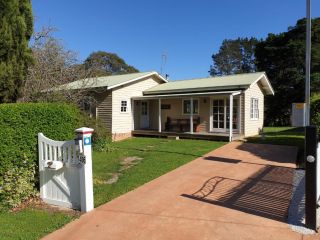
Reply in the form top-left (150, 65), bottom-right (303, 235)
top-left (244, 82), bottom-right (264, 136)
top-left (96, 91), bottom-right (112, 133)
top-left (111, 76), bottom-right (162, 135)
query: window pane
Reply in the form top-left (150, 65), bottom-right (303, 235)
top-left (121, 101), bottom-right (127, 112)
top-left (233, 99), bottom-right (238, 106)
top-left (193, 100), bottom-right (199, 114)
top-left (183, 100), bottom-right (190, 114)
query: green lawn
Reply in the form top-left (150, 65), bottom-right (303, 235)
top-left (0, 209), bottom-right (76, 240)
top-left (246, 127), bottom-right (305, 166)
top-left (93, 137), bottom-right (224, 206)
top-left (0, 137), bottom-right (224, 240)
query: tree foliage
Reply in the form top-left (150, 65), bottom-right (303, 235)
top-left (0, 0), bottom-right (33, 103)
top-left (21, 27), bottom-right (90, 103)
top-left (255, 18), bottom-right (320, 125)
top-left (210, 37), bottom-right (258, 76)
top-left (84, 51), bottom-right (138, 77)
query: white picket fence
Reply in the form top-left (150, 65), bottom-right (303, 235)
top-left (38, 127), bottom-right (94, 212)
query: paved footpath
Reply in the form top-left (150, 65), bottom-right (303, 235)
top-left (43, 142), bottom-right (320, 240)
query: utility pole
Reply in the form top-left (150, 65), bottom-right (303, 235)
top-left (305, 0), bottom-right (311, 126)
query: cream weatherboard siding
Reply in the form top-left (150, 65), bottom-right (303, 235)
top-left (96, 91), bottom-right (112, 133)
top-left (244, 82), bottom-right (264, 136)
top-left (111, 76), bottom-right (161, 135)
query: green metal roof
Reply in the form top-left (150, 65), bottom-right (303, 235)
top-left (53, 71), bottom-right (166, 91)
top-left (144, 72), bottom-right (274, 95)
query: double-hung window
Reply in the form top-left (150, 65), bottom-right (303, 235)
top-left (250, 98), bottom-right (259, 120)
top-left (121, 100), bottom-right (128, 113)
top-left (183, 99), bottom-right (199, 115)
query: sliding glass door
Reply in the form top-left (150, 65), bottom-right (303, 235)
top-left (212, 99), bottom-right (225, 132)
top-left (212, 98), bottom-right (239, 132)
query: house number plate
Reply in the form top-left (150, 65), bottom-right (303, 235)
top-left (79, 154), bottom-right (86, 164)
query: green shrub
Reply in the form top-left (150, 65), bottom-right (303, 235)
top-left (0, 103), bottom-right (82, 209)
top-left (0, 163), bottom-right (36, 211)
top-left (80, 113), bottom-right (111, 143)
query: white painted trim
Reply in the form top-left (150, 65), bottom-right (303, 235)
top-left (108, 72), bottom-right (168, 90)
top-left (250, 97), bottom-right (259, 120)
top-left (249, 73), bottom-right (274, 95)
top-left (38, 133), bottom-right (45, 199)
top-left (131, 91), bottom-right (242, 100)
top-left (120, 99), bottom-right (129, 114)
top-left (229, 94), bottom-right (233, 142)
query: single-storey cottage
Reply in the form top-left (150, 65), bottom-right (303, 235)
top-left (59, 71), bottom-right (274, 141)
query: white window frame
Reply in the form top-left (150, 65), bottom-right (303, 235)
top-left (250, 98), bottom-right (259, 120)
top-left (182, 98), bottom-right (199, 115)
top-left (120, 100), bottom-right (128, 113)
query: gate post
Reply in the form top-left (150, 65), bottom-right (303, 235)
top-left (305, 125), bottom-right (318, 230)
top-left (76, 127), bottom-right (94, 212)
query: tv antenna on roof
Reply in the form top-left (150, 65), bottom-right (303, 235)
top-left (160, 52), bottom-right (167, 76)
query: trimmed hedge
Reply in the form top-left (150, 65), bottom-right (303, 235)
top-left (0, 103), bottom-right (82, 209)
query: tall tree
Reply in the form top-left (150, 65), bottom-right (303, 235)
top-left (255, 18), bottom-right (320, 126)
top-left (22, 26), bottom-right (90, 103)
top-left (84, 51), bottom-right (138, 77)
top-left (0, 0), bottom-right (33, 102)
top-left (210, 37), bottom-right (258, 76)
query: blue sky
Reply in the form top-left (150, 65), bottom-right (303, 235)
top-left (32, 0), bottom-right (319, 80)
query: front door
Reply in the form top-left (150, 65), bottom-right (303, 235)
top-left (212, 98), bottom-right (239, 132)
top-left (140, 101), bottom-right (149, 129)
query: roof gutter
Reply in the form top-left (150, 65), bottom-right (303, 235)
top-left (131, 90), bottom-right (242, 100)
top-left (143, 85), bottom-right (248, 96)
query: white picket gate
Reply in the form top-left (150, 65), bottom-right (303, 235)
top-left (38, 127), bottom-right (94, 212)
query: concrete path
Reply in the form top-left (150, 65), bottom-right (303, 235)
top-left (43, 142), bottom-right (319, 240)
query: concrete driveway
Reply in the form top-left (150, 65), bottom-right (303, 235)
top-left (43, 142), bottom-right (318, 240)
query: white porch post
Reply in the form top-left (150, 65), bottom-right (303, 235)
top-left (75, 127), bottom-right (94, 212)
top-left (158, 98), bottom-right (162, 132)
top-left (229, 94), bottom-right (233, 142)
top-left (131, 99), bottom-right (135, 131)
top-left (190, 97), bottom-right (193, 134)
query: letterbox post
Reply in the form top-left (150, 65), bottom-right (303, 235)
top-left (75, 127), bottom-right (94, 212)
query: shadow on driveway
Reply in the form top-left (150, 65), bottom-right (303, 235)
top-left (182, 164), bottom-right (294, 222)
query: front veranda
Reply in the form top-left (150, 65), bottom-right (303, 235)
top-left (132, 92), bottom-right (244, 141)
